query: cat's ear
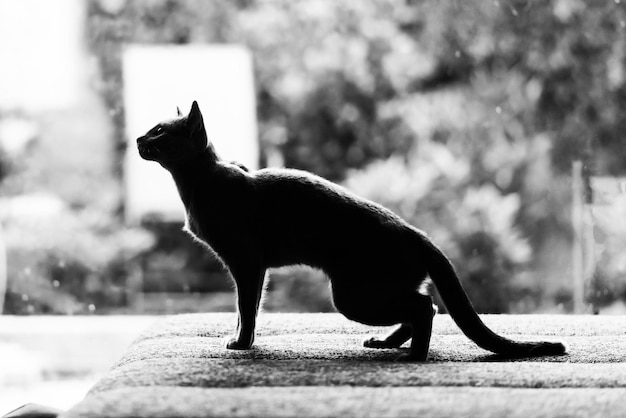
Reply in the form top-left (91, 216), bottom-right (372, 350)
top-left (188, 101), bottom-right (202, 123)
top-left (190, 100), bottom-right (200, 114)
top-left (187, 100), bottom-right (205, 135)
top-left (176, 106), bottom-right (182, 117)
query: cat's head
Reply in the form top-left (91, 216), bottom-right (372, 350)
top-left (137, 101), bottom-right (213, 170)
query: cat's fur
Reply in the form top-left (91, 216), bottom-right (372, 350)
top-left (137, 101), bottom-right (565, 361)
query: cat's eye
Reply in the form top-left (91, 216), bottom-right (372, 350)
top-left (155, 126), bottom-right (164, 134)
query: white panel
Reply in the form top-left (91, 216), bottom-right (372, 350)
top-left (123, 45), bottom-right (258, 223)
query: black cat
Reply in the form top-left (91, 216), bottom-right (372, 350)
top-left (137, 101), bottom-right (565, 361)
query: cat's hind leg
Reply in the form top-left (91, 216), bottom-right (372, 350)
top-left (360, 292), bottom-right (436, 361)
top-left (364, 323), bottom-right (412, 349)
top-left (333, 283), bottom-right (436, 361)
top-left (403, 294), bottom-right (436, 361)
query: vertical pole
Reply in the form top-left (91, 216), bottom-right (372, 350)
top-left (572, 161), bottom-right (585, 313)
top-left (0, 222), bottom-right (6, 314)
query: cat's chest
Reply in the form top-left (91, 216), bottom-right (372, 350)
top-left (182, 207), bottom-right (228, 247)
top-left (183, 212), bottom-right (203, 240)
top-left (180, 188), bottom-right (251, 254)
top-left (184, 214), bottom-right (200, 238)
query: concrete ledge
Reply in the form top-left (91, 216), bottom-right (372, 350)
top-left (60, 313), bottom-right (626, 418)
top-left (62, 386), bottom-right (626, 418)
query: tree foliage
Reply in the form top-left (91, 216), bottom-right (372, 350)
top-left (85, 0), bottom-right (626, 312)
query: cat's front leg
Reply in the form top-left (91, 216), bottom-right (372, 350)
top-left (226, 265), bottom-right (267, 350)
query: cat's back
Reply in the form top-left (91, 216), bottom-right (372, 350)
top-left (251, 167), bottom-right (408, 230)
top-left (253, 167), bottom-right (341, 196)
top-left (253, 167), bottom-right (367, 207)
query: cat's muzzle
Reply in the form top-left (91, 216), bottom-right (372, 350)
top-left (137, 136), bottom-right (158, 160)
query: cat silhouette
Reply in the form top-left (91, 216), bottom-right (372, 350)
top-left (137, 101), bottom-right (565, 361)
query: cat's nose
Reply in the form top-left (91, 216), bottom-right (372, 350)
top-left (137, 136), bottom-right (147, 146)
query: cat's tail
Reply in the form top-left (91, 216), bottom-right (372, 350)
top-left (423, 238), bottom-right (566, 358)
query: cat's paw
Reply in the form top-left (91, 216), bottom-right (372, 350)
top-left (225, 336), bottom-right (253, 350)
top-left (363, 337), bottom-right (400, 349)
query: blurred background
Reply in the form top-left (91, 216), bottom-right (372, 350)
top-left (1, 0), bottom-right (626, 411)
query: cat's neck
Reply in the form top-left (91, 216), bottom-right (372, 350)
top-left (171, 145), bottom-right (218, 174)
top-left (169, 147), bottom-right (219, 205)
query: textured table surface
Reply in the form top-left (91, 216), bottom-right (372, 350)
top-left (60, 313), bottom-right (626, 418)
